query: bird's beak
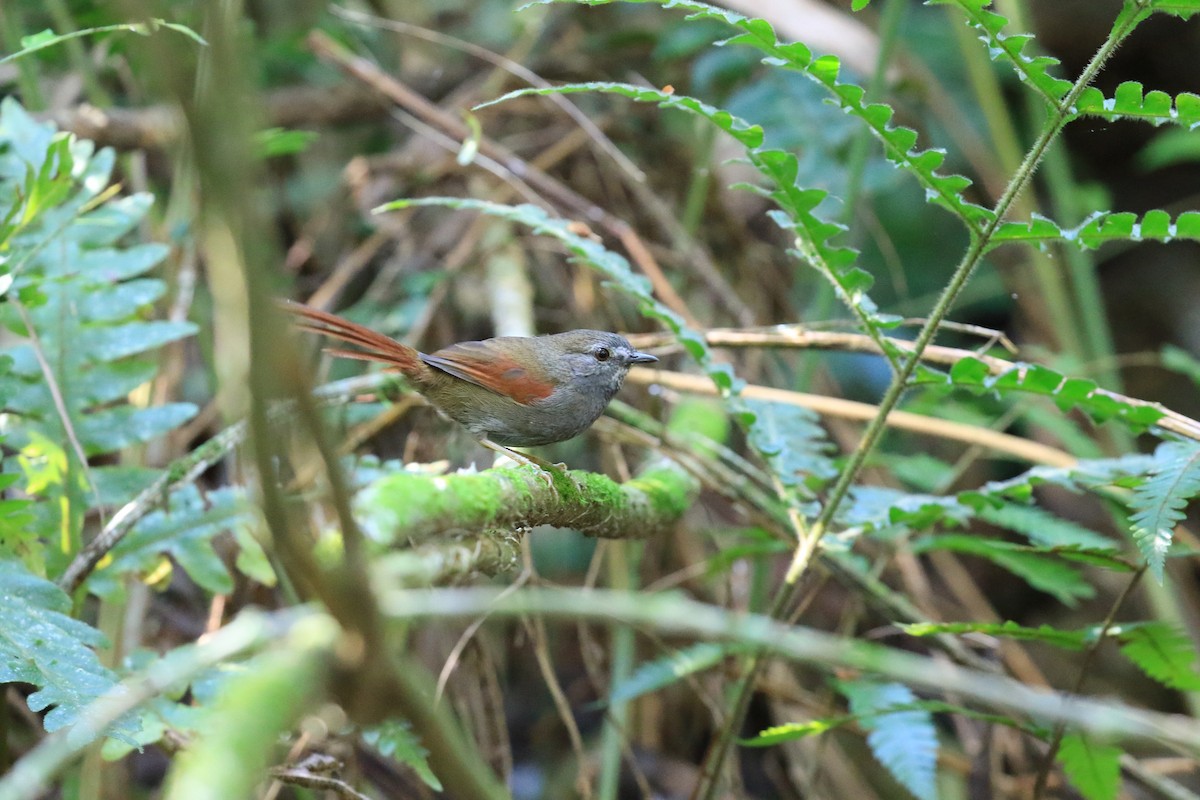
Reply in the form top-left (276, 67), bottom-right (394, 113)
top-left (630, 351), bottom-right (658, 365)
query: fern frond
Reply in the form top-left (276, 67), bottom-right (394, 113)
top-left (918, 356), bottom-right (1166, 429)
top-left (911, 535), bottom-right (1094, 606)
top-left (935, 0), bottom-right (1071, 106)
top-left (1077, 82), bottom-right (1200, 128)
top-left (1113, 621), bottom-right (1200, 690)
top-left (1124, 0), bottom-right (1200, 22)
top-left (1058, 733), bottom-right (1123, 800)
top-left (0, 559), bottom-right (137, 743)
top-left (609, 642), bottom-right (753, 704)
top-left (85, 486), bottom-right (265, 600)
top-left (363, 720), bottom-right (443, 792)
top-left (991, 210), bottom-right (1200, 251)
top-left (527, 0), bottom-right (995, 232)
top-left (840, 680), bottom-right (939, 800)
top-left (1128, 441), bottom-right (1200, 581)
top-left (744, 398), bottom-right (837, 487)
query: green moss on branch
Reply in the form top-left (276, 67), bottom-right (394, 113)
top-left (355, 459), bottom-right (697, 545)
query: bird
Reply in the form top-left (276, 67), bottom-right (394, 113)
top-left (283, 301), bottom-right (658, 472)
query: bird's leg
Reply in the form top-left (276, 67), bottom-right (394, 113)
top-left (478, 438), bottom-right (563, 490)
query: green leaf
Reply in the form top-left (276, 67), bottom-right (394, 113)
top-left (18, 30), bottom-right (59, 50)
top-left (87, 487), bottom-right (261, 600)
top-left (899, 620), bottom-right (1089, 650)
top-left (973, 500), bottom-right (1115, 551)
top-left (1129, 441), bottom-right (1200, 582)
top-left (744, 714), bottom-right (854, 746)
top-left (1076, 82), bottom-right (1200, 129)
top-left (1143, 0), bottom-right (1200, 21)
top-left (744, 398), bottom-right (836, 487)
top-left (1058, 733), bottom-right (1122, 800)
top-left (70, 242), bottom-right (172, 280)
top-left (232, 526), bottom-right (276, 588)
top-left (84, 316), bottom-right (198, 362)
top-left (254, 128), bottom-right (319, 158)
top-left (746, 698), bottom-right (1039, 747)
top-left (0, 559), bottom-right (137, 742)
top-left (934, 0), bottom-right (1071, 106)
top-left (1139, 127), bottom-right (1200, 170)
top-left (912, 534), bottom-right (1093, 606)
top-left (949, 356), bottom-right (990, 385)
top-left (362, 719), bottom-right (443, 791)
top-left (23, 136), bottom-right (75, 223)
top-left (0, 20), bottom-right (205, 67)
top-left (992, 209), bottom-right (1200, 251)
top-left (76, 278), bottom-right (167, 322)
top-left (610, 642), bottom-right (751, 705)
top-left (1161, 344), bottom-right (1200, 386)
top-left (839, 680), bottom-right (938, 800)
top-left (76, 403), bottom-right (197, 456)
top-left (162, 633), bottom-right (330, 800)
top-left (72, 195), bottom-right (157, 247)
top-left (1113, 622), bottom-right (1200, 691)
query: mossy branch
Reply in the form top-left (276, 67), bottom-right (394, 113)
top-left (356, 458), bottom-right (698, 545)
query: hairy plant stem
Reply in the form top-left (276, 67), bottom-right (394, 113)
top-left (691, 6), bottom-right (1148, 799)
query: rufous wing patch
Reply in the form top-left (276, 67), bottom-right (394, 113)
top-left (421, 341), bottom-right (554, 405)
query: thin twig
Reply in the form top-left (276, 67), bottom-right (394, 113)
top-left (270, 754), bottom-right (374, 800)
top-left (306, 29), bottom-right (702, 328)
top-left (626, 367), bottom-right (1077, 467)
top-left (630, 325), bottom-right (1200, 446)
top-left (58, 422), bottom-right (245, 594)
top-left (1031, 567), bottom-right (1147, 799)
top-left (330, 5), bottom-right (647, 183)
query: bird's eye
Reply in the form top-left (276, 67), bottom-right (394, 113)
top-left (594, 346), bottom-right (611, 362)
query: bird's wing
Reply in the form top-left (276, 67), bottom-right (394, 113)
top-left (420, 340), bottom-right (554, 405)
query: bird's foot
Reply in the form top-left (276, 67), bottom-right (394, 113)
top-left (478, 439), bottom-right (564, 493)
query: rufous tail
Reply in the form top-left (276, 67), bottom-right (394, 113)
top-left (280, 300), bottom-right (423, 373)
